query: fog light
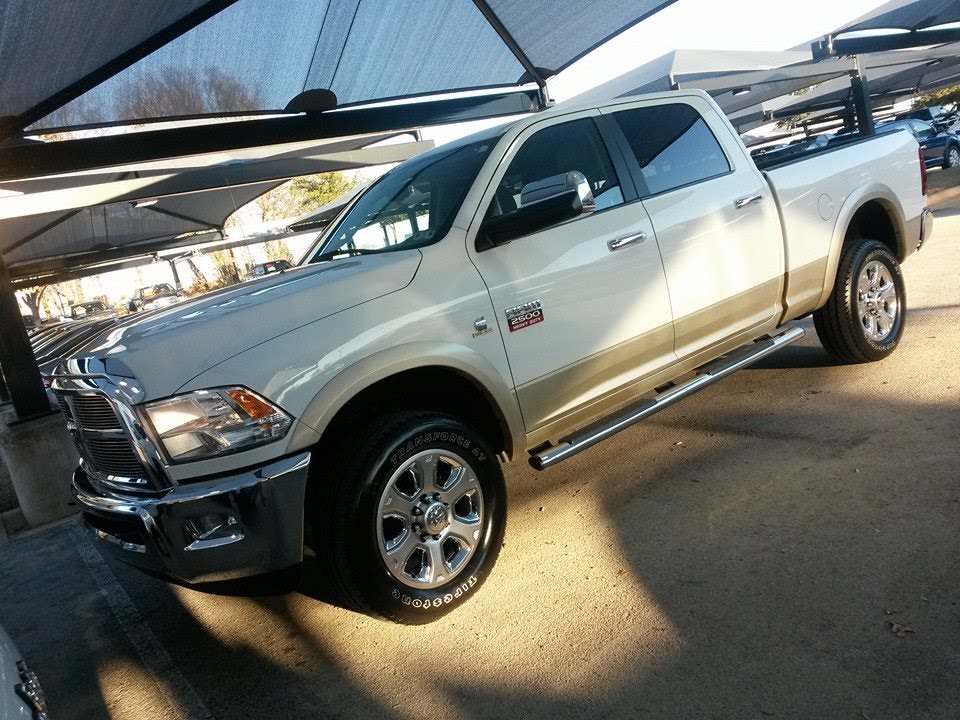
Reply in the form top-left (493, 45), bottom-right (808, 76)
top-left (183, 513), bottom-right (243, 551)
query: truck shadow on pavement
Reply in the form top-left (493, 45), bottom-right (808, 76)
top-left (443, 336), bottom-right (958, 719)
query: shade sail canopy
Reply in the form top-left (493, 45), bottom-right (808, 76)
top-left (730, 43), bottom-right (960, 130)
top-left (566, 49), bottom-right (816, 109)
top-left (814, 0), bottom-right (960, 57)
top-left (0, 131), bottom-right (432, 278)
top-left (0, 0), bottom-right (680, 140)
top-left (835, 0), bottom-right (960, 33)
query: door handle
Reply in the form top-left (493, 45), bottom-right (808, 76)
top-left (607, 231), bottom-right (646, 251)
top-left (734, 193), bottom-right (764, 209)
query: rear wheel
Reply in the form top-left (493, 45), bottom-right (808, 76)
top-left (945, 145), bottom-right (960, 168)
top-left (317, 411), bottom-right (506, 623)
top-left (813, 238), bottom-right (906, 363)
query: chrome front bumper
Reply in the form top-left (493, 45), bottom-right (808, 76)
top-left (73, 452), bottom-right (310, 584)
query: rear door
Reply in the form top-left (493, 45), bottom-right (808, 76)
top-left (602, 94), bottom-right (784, 359)
top-left (466, 111), bottom-right (675, 434)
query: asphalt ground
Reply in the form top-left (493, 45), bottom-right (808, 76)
top-left (1, 211), bottom-right (958, 720)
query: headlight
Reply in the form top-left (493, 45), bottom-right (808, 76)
top-left (142, 387), bottom-right (292, 462)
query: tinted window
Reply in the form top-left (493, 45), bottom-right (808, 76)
top-left (613, 104), bottom-right (730, 196)
top-left (486, 118), bottom-right (624, 221)
top-left (312, 136), bottom-right (498, 261)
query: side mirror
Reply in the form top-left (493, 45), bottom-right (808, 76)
top-left (478, 171), bottom-right (595, 250)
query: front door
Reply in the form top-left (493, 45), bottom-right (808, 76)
top-left (467, 112), bottom-right (675, 434)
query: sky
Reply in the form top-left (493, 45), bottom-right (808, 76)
top-left (424, 0), bottom-right (886, 145)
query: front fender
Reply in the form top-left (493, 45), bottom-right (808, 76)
top-left (287, 342), bottom-right (525, 460)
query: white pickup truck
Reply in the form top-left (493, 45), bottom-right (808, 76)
top-left (54, 89), bottom-right (931, 623)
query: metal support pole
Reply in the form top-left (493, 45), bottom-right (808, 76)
top-left (168, 258), bottom-right (182, 291)
top-left (851, 56), bottom-right (874, 136)
top-left (0, 254), bottom-right (51, 420)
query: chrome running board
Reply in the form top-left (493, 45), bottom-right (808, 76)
top-left (529, 326), bottom-right (805, 470)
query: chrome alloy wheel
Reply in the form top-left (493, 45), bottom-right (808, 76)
top-left (857, 260), bottom-right (898, 341)
top-left (376, 450), bottom-right (484, 589)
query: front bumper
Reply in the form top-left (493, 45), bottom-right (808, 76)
top-left (72, 452), bottom-right (310, 584)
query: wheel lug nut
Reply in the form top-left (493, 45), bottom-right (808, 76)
top-left (420, 533), bottom-right (429, 542)
top-left (412, 523), bottom-right (421, 532)
top-left (433, 493), bottom-right (441, 501)
top-left (420, 494), bottom-right (430, 503)
top-left (412, 507), bottom-right (422, 516)
top-left (432, 534), bottom-right (441, 541)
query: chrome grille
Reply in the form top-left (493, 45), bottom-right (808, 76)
top-left (85, 437), bottom-right (147, 478)
top-left (55, 391), bottom-right (148, 482)
top-left (71, 395), bottom-right (122, 430)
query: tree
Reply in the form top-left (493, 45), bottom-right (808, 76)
top-left (17, 286), bottom-right (48, 325)
top-left (209, 249), bottom-right (241, 286)
top-left (264, 239), bottom-right (295, 264)
top-left (291, 172), bottom-right (359, 214)
top-left (775, 112), bottom-right (813, 131)
top-left (254, 171), bottom-right (359, 223)
top-left (912, 84), bottom-right (960, 109)
top-left (115, 67), bottom-right (264, 121)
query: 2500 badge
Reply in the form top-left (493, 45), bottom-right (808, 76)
top-left (505, 299), bottom-right (544, 332)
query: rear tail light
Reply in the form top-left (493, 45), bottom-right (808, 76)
top-left (919, 147), bottom-right (928, 196)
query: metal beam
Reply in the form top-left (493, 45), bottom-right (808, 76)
top-left (8, 231), bottom-right (220, 283)
top-left (851, 58), bottom-right (874, 136)
top-left (0, 90), bottom-right (539, 182)
top-left (813, 28), bottom-right (960, 60)
top-left (471, 0), bottom-right (550, 106)
top-left (0, 253), bottom-right (50, 420)
top-left (0, 140), bottom-right (433, 221)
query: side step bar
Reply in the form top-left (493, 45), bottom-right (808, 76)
top-left (529, 326), bottom-right (805, 470)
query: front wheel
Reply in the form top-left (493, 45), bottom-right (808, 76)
top-left (813, 238), bottom-right (906, 363)
top-left (318, 411), bottom-right (506, 623)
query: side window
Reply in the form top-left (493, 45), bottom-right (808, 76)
top-left (613, 104), bottom-right (730, 196)
top-left (486, 118), bottom-right (624, 221)
top-left (913, 121), bottom-right (935, 139)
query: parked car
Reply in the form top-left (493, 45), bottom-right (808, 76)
top-left (0, 623), bottom-right (49, 720)
top-left (895, 105), bottom-right (959, 133)
top-left (69, 300), bottom-right (116, 320)
top-left (55, 89), bottom-right (929, 624)
top-left (253, 259), bottom-right (292, 277)
top-left (877, 119), bottom-right (960, 168)
top-left (128, 283), bottom-right (183, 312)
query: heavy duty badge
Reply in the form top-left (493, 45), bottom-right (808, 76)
top-left (505, 299), bottom-right (544, 332)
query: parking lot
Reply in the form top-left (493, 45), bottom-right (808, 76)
top-left (1, 210), bottom-right (958, 720)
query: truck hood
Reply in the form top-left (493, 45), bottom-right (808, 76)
top-left (59, 252), bottom-right (422, 400)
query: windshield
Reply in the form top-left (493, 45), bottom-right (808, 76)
top-left (309, 136), bottom-right (499, 262)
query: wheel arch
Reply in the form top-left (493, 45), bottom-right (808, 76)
top-left (816, 188), bottom-right (908, 309)
top-left (288, 342), bottom-right (524, 463)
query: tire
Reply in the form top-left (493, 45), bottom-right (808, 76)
top-left (813, 238), bottom-right (906, 363)
top-left (945, 145), bottom-right (960, 168)
top-left (317, 411), bottom-right (506, 623)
